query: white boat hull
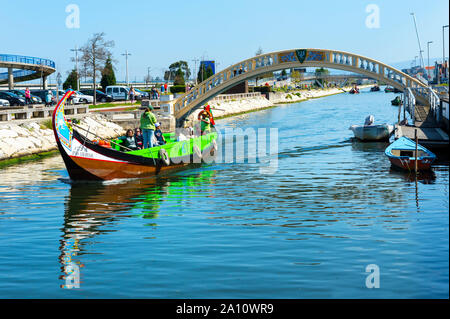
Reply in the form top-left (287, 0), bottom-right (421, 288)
top-left (349, 124), bottom-right (393, 141)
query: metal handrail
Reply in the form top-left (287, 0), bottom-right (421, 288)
top-left (428, 86), bottom-right (440, 122)
top-left (0, 54), bottom-right (55, 68)
top-left (404, 87), bottom-right (416, 124)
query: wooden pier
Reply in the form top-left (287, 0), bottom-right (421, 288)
top-left (396, 95), bottom-right (449, 151)
top-left (395, 124), bottom-right (448, 150)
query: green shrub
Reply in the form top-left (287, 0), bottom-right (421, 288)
top-left (170, 85), bottom-right (186, 94)
top-left (253, 86), bottom-right (272, 93)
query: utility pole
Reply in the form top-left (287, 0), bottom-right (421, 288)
top-left (427, 41), bottom-right (433, 81)
top-left (122, 50), bottom-right (131, 86)
top-left (411, 13), bottom-right (425, 70)
top-left (147, 67), bottom-right (151, 88)
top-left (70, 45), bottom-right (81, 90)
top-left (191, 58), bottom-right (199, 84)
top-left (444, 25), bottom-right (449, 89)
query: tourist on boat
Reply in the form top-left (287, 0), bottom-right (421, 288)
top-left (140, 106), bottom-right (157, 149)
top-left (154, 123), bottom-right (166, 145)
top-left (118, 129), bottom-right (140, 151)
top-left (198, 104), bottom-right (215, 134)
top-left (134, 128), bottom-right (143, 149)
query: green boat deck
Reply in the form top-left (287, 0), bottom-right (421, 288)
top-left (111, 131), bottom-right (217, 159)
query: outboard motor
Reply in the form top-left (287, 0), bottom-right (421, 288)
top-left (364, 115), bottom-right (374, 126)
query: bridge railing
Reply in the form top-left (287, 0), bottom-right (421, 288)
top-left (0, 54), bottom-right (56, 68)
top-left (428, 86), bottom-right (441, 123)
top-left (404, 87), bottom-right (416, 124)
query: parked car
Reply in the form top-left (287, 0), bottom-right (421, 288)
top-left (79, 89), bottom-right (114, 102)
top-left (0, 91), bottom-right (25, 106)
top-left (105, 86), bottom-right (130, 101)
top-left (134, 88), bottom-right (149, 99)
top-left (63, 90), bottom-right (88, 104)
top-left (0, 98), bottom-right (10, 107)
top-left (74, 91), bottom-right (93, 104)
top-left (8, 90), bottom-right (42, 104)
top-left (31, 90), bottom-right (57, 105)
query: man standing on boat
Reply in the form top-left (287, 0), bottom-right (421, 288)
top-left (198, 104), bottom-right (215, 135)
top-left (140, 106), bottom-right (157, 149)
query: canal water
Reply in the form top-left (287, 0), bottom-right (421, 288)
top-left (0, 87), bottom-right (448, 298)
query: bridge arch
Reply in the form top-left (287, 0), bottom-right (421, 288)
top-left (174, 48), bottom-right (429, 124)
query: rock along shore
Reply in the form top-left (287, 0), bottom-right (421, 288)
top-left (0, 114), bottom-right (125, 162)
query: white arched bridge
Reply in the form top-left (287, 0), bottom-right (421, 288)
top-left (174, 48), bottom-right (432, 124)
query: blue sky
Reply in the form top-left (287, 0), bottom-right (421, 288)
top-left (1, 0), bottom-right (448, 83)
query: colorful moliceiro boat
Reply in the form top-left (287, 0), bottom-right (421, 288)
top-left (52, 91), bottom-right (218, 181)
top-left (349, 115), bottom-right (394, 141)
top-left (385, 136), bottom-right (436, 171)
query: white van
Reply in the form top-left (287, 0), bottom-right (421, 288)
top-left (105, 86), bottom-right (130, 101)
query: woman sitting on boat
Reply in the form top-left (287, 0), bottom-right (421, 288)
top-left (118, 129), bottom-right (140, 151)
top-left (134, 128), bottom-right (143, 149)
top-left (154, 123), bottom-right (166, 145)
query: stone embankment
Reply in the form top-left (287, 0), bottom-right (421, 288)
top-left (187, 86), bottom-right (359, 122)
top-left (0, 114), bottom-right (125, 161)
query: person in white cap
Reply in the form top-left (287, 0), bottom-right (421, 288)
top-left (154, 122), bottom-right (166, 145)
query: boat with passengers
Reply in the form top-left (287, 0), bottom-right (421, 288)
top-left (52, 90), bottom-right (218, 181)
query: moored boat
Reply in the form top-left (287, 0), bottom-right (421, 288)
top-left (384, 136), bottom-right (436, 171)
top-left (349, 115), bottom-right (394, 141)
top-left (391, 96), bottom-right (402, 106)
top-left (52, 91), bottom-right (218, 181)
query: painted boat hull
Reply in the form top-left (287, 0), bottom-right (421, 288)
top-left (388, 157), bottom-right (433, 171)
top-left (384, 136), bottom-right (436, 171)
top-left (52, 91), bottom-right (217, 181)
top-left (349, 124), bottom-right (393, 141)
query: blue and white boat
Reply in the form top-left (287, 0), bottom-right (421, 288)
top-left (385, 136), bottom-right (436, 171)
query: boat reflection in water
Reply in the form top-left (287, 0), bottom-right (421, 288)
top-left (58, 170), bottom-right (216, 289)
top-left (388, 167), bottom-right (436, 185)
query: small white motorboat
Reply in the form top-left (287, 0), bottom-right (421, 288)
top-left (349, 115), bottom-right (394, 141)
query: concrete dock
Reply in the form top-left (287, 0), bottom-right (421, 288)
top-left (395, 124), bottom-right (449, 150)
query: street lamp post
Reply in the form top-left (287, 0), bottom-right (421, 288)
top-left (70, 45), bottom-right (81, 90)
top-left (411, 13), bottom-right (425, 69)
top-left (443, 25), bottom-right (449, 88)
top-left (147, 67), bottom-right (151, 88)
top-left (191, 58), bottom-right (199, 84)
top-left (122, 50), bottom-right (131, 86)
top-left (427, 41), bottom-right (433, 81)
